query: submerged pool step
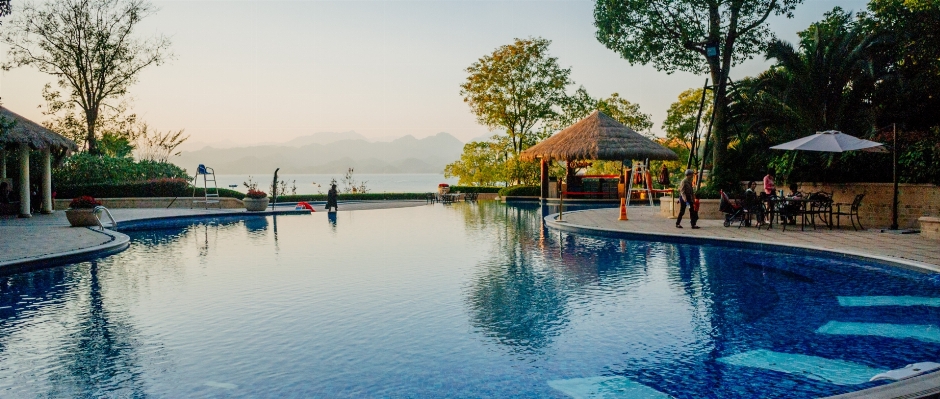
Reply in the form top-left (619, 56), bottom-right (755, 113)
top-left (547, 376), bottom-right (673, 399)
top-left (838, 296), bottom-right (940, 307)
top-left (717, 349), bottom-right (885, 385)
top-left (817, 321), bottom-right (940, 343)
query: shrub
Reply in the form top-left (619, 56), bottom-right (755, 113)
top-left (498, 185), bottom-right (540, 197)
top-left (449, 186), bottom-right (502, 193)
top-left (69, 195), bottom-right (101, 209)
top-left (53, 154), bottom-right (190, 186)
top-left (55, 178), bottom-right (246, 199)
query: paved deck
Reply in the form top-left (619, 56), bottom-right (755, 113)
top-left (549, 206), bottom-right (940, 273)
top-left (0, 200), bottom-right (427, 268)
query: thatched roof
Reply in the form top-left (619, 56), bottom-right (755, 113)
top-left (520, 111), bottom-right (678, 162)
top-left (0, 107), bottom-right (78, 151)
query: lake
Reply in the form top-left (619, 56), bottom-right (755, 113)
top-left (211, 173), bottom-right (460, 194)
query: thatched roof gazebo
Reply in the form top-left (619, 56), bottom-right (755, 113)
top-left (521, 111), bottom-right (677, 203)
top-left (1, 106), bottom-right (78, 217)
top-left (520, 111), bottom-right (677, 162)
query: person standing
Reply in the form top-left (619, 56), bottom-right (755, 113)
top-left (326, 184), bottom-right (339, 212)
top-left (763, 168), bottom-right (776, 196)
top-left (676, 169), bottom-right (699, 229)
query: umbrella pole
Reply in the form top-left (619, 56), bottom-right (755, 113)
top-left (891, 124), bottom-right (899, 230)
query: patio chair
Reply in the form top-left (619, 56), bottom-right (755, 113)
top-left (805, 192), bottom-right (833, 230)
top-left (832, 193), bottom-right (865, 230)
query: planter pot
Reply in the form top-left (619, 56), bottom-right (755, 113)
top-left (66, 208), bottom-right (100, 227)
top-left (243, 197), bottom-right (270, 212)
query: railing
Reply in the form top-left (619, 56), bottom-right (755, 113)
top-left (93, 205), bottom-right (117, 230)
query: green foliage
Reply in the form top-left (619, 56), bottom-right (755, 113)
top-left (99, 131), bottom-right (135, 158)
top-left (596, 93), bottom-right (653, 134)
top-left (449, 186), bottom-right (502, 194)
top-left (461, 37), bottom-right (573, 155)
top-left (276, 193), bottom-right (428, 202)
top-left (53, 153), bottom-right (190, 186)
top-left (896, 128), bottom-right (940, 185)
top-left (498, 185), bottom-right (540, 197)
top-left (444, 141), bottom-right (507, 186)
top-left (663, 88), bottom-right (712, 149)
top-left (55, 178), bottom-right (246, 199)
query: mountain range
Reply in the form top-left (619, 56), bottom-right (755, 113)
top-left (172, 132), bottom-right (465, 174)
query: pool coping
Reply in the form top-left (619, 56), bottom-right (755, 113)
top-left (0, 226), bottom-right (130, 275)
top-left (546, 209), bottom-right (940, 399)
top-left (545, 210), bottom-right (940, 275)
top-left (0, 208), bottom-right (312, 273)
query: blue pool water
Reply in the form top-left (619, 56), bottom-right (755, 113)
top-left (1, 202), bottom-right (939, 398)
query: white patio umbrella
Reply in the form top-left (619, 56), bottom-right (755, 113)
top-left (770, 130), bottom-right (886, 152)
top-left (771, 129), bottom-right (901, 229)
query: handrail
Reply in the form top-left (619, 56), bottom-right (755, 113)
top-left (93, 205), bottom-right (117, 230)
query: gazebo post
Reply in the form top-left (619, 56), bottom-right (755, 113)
top-left (42, 147), bottom-right (53, 214)
top-left (18, 143), bottom-right (30, 218)
top-left (540, 158), bottom-right (549, 201)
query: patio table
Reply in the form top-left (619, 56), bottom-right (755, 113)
top-left (766, 197), bottom-right (833, 231)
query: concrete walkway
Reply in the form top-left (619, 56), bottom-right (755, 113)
top-left (0, 200), bottom-right (427, 269)
top-left (549, 206), bottom-right (940, 273)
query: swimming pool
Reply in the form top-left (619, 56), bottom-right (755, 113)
top-left (1, 202), bottom-right (938, 398)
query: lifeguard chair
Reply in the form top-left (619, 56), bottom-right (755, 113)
top-left (192, 164), bottom-right (221, 209)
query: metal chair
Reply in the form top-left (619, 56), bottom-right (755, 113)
top-left (833, 193), bottom-right (865, 230)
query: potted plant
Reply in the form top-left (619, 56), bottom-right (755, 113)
top-left (243, 188), bottom-right (269, 211)
top-left (65, 196), bottom-right (102, 227)
top-left (438, 183), bottom-right (450, 196)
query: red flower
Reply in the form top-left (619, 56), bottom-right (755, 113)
top-left (246, 188), bottom-right (267, 199)
top-left (69, 196), bottom-right (101, 209)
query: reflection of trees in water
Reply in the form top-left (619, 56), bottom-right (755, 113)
top-left (47, 260), bottom-right (149, 398)
top-left (462, 202), bottom-right (652, 353)
top-left (0, 260), bottom-right (155, 397)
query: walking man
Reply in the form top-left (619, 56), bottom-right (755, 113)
top-left (676, 169), bottom-right (699, 229)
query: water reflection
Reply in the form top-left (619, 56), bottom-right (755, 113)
top-left (243, 217), bottom-right (268, 233)
top-left (327, 212), bottom-right (337, 231)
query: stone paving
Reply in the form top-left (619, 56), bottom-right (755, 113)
top-left (0, 200), bottom-right (428, 266)
top-left (553, 206), bottom-right (940, 273)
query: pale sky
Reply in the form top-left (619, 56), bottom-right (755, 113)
top-left (0, 0), bottom-right (866, 147)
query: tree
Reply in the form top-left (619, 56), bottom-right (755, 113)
top-left (444, 139), bottom-right (508, 186)
top-left (460, 37), bottom-right (573, 155)
top-left (0, 0), bottom-right (10, 21)
top-left (595, 0), bottom-right (803, 189)
top-left (2, 0), bottom-right (172, 154)
top-left (663, 88), bottom-right (712, 151)
top-left (596, 93), bottom-right (653, 134)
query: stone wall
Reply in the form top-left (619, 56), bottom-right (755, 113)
top-left (659, 196), bottom-right (724, 220)
top-left (795, 182), bottom-right (940, 229)
top-left (55, 197), bottom-right (244, 210)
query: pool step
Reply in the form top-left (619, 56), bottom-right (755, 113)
top-left (838, 296), bottom-right (940, 307)
top-left (817, 321), bottom-right (940, 343)
top-left (717, 349), bottom-right (885, 385)
top-left (547, 376), bottom-right (673, 399)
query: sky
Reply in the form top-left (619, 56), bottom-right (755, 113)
top-left (0, 0), bottom-right (867, 148)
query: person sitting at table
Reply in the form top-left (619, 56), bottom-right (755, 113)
top-left (783, 183), bottom-right (803, 225)
top-left (763, 168), bottom-right (776, 196)
top-left (743, 181), bottom-right (763, 227)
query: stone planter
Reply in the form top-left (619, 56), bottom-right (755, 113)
top-left (65, 208), bottom-right (100, 227)
top-left (920, 217), bottom-right (940, 240)
top-left (243, 197), bottom-right (270, 212)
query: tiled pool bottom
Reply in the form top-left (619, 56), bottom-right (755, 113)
top-left (1, 202), bottom-right (939, 398)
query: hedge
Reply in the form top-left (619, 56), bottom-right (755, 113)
top-left (448, 186), bottom-right (502, 193)
top-left (53, 154), bottom-right (190, 186)
top-left (498, 185), bottom-right (540, 197)
top-left (56, 178), bottom-right (246, 200)
top-left (275, 193), bottom-right (427, 202)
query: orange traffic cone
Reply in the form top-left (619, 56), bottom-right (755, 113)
top-left (619, 197), bottom-right (628, 221)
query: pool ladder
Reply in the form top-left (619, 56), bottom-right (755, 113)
top-left (92, 206), bottom-right (118, 230)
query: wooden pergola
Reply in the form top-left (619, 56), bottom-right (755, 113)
top-left (520, 110), bottom-right (678, 200)
top-left (0, 107), bottom-right (78, 218)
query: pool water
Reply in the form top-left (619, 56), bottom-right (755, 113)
top-left (1, 202), bottom-right (939, 398)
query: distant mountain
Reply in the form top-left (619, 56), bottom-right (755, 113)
top-left (283, 131), bottom-right (367, 146)
top-left (173, 132), bottom-right (464, 174)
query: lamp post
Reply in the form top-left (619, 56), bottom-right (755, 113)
top-left (891, 124), bottom-right (899, 230)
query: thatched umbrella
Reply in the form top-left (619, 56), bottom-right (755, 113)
top-left (521, 111), bottom-right (678, 220)
top-left (0, 106), bottom-right (78, 217)
top-left (520, 111), bottom-right (678, 162)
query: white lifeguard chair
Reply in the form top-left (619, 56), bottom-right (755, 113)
top-left (192, 164), bottom-right (221, 209)
top-left (626, 161), bottom-right (655, 207)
